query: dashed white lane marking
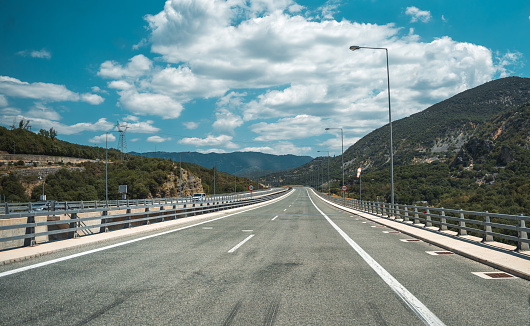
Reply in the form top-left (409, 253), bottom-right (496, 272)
top-left (202, 227), bottom-right (213, 229)
top-left (271, 215), bottom-right (278, 221)
top-left (400, 239), bottom-right (423, 242)
top-left (0, 192), bottom-right (294, 279)
top-left (307, 190), bottom-right (445, 326)
top-left (283, 209), bottom-right (287, 211)
top-left (228, 234), bottom-right (254, 253)
top-left (242, 230), bottom-right (253, 232)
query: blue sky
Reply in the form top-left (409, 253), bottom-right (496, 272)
top-left (1, 0), bottom-right (528, 157)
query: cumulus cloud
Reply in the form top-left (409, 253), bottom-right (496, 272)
top-left (240, 141), bottom-right (312, 155)
top-left (0, 95), bottom-right (7, 107)
top-left (147, 135), bottom-right (171, 143)
top-left (0, 76), bottom-right (103, 105)
top-left (178, 134), bottom-right (238, 149)
top-left (118, 90), bottom-right (184, 119)
top-left (405, 6), bottom-right (432, 23)
top-left (250, 115), bottom-right (325, 141)
top-left (183, 121), bottom-right (199, 130)
top-left (89, 133), bottom-right (116, 143)
top-left (98, 54), bottom-right (152, 79)
top-left (17, 49), bottom-right (51, 59)
top-left (81, 93), bottom-right (105, 105)
top-left (93, 0), bottom-right (521, 154)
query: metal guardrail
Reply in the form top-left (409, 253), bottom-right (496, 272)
top-left (0, 188), bottom-right (289, 249)
top-left (1, 188), bottom-right (279, 215)
top-left (317, 191), bottom-right (530, 251)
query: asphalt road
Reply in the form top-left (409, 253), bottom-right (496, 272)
top-left (0, 188), bottom-right (528, 325)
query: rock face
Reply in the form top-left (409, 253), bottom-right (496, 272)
top-left (156, 168), bottom-right (204, 198)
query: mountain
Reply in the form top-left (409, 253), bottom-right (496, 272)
top-left (265, 77), bottom-right (530, 215)
top-left (130, 151), bottom-right (313, 177)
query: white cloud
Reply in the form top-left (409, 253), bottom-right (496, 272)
top-left (26, 103), bottom-right (62, 120)
top-left (406, 6), bottom-right (432, 23)
top-left (0, 95), bottom-right (7, 107)
top-left (178, 134), bottom-right (238, 149)
top-left (98, 54), bottom-right (152, 79)
top-left (108, 80), bottom-right (134, 90)
top-left (250, 115), bottom-right (325, 141)
top-left (81, 93), bottom-right (105, 105)
top-left (119, 90), bottom-right (184, 119)
top-left (0, 76), bottom-right (103, 105)
top-left (89, 133), bottom-right (116, 144)
top-left (0, 76), bottom-right (79, 102)
top-left (213, 108), bottom-right (243, 134)
top-left (183, 121), bottom-right (199, 130)
top-left (123, 120), bottom-right (160, 133)
top-left (92, 1), bottom-right (522, 152)
top-left (17, 49), bottom-right (51, 59)
top-left (147, 135), bottom-right (172, 143)
top-left (240, 141), bottom-right (312, 155)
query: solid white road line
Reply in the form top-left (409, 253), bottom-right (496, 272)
top-left (307, 190), bottom-right (445, 326)
top-left (271, 215), bottom-right (278, 221)
top-left (0, 191), bottom-right (293, 279)
top-left (228, 234), bottom-right (254, 253)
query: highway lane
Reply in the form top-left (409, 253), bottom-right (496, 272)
top-left (0, 188), bottom-right (528, 325)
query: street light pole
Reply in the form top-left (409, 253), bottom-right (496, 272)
top-left (317, 151), bottom-right (330, 195)
top-left (325, 127), bottom-right (344, 202)
top-left (349, 45), bottom-right (395, 211)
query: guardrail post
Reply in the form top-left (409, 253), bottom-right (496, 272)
top-left (439, 209), bottom-right (447, 231)
top-left (24, 214), bottom-right (37, 247)
top-left (125, 208), bottom-right (131, 228)
top-left (382, 204), bottom-right (387, 217)
top-left (100, 210), bottom-right (109, 233)
top-left (144, 207), bottom-right (150, 225)
top-left (425, 209), bottom-right (432, 227)
top-left (482, 211), bottom-right (493, 242)
top-left (457, 209), bottom-right (467, 236)
top-left (69, 212), bottom-right (78, 238)
top-left (159, 206), bottom-right (164, 222)
top-left (4, 202), bottom-right (9, 214)
top-left (517, 215), bottom-right (529, 251)
top-left (403, 206), bottom-right (409, 222)
top-left (413, 207), bottom-right (419, 224)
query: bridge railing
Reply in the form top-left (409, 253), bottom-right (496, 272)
top-left (0, 188), bottom-right (290, 250)
top-left (1, 188), bottom-right (279, 214)
top-left (317, 192), bottom-right (529, 251)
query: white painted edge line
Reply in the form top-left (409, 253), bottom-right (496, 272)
top-left (471, 272), bottom-right (515, 279)
top-left (0, 190), bottom-right (293, 279)
top-left (271, 215), bottom-right (278, 221)
top-left (228, 234), bottom-right (254, 253)
top-left (307, 189), bottom-right (445, 326)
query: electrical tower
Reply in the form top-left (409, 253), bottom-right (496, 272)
top-left (115, 121), bottom-right (129, 161)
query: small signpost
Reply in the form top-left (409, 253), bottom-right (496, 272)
top-left (341, 185), bottom-right (347, 192)
top-left (248, 184), bottom-right (254, 198)
top-left (357, 168), bottom-right (362, 201)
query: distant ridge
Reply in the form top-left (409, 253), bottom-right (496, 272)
top-left (130, 151), bottom-right (313, 177)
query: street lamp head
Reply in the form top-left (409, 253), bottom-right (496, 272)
top-left (349, 45), bottom-right (361, 51)
top-left (325, 128), bottom-right (330, 130)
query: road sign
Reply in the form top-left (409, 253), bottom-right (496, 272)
top-left (248, 184), bottom-right (254, 191)
top-left (357, 168), bottom-right (362, 178)
top-left (341, 185), bottom-right (347, 191)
